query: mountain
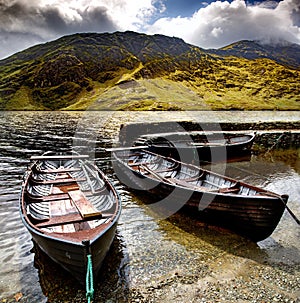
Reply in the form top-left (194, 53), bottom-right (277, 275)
top-left (209, 40), bottom-right (300, 69)
top-left (0, 31), bottom-right (299, 110)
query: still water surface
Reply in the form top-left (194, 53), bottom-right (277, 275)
top-left (0, 111), bottom-right (299, 302)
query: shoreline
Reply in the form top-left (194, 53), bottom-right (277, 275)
top-left (1, 110), bottom-right (299, 303)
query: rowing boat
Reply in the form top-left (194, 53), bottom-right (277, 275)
top-left (20, 151), bottom-right (121, 286)
top-left (134, 132), bottom-right (255, 162)
top-left (112, 148), bottom-right (288, 242)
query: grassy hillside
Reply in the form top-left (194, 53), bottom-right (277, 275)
top-left (0, 32), bottom-right (299, 110)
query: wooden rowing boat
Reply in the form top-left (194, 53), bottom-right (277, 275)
top-left (20, 151), bottom-right (121, 285)
top-left (134, 132), bottom-right (255, 162)
top-left (113, 148), bottom-right (288, 242)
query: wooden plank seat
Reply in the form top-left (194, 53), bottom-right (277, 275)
top-left (26, 188), bottom-right (108, 203)
top-left (68, 190), bottom-right (102, 219)
top-left (106, 146), bottom-right (148, 152)
top-left (128, 161), bottom-right (155, 167)
top-left (139, 165), bottom-right (166, 181)
top-left (168, 178), bottom-right (219, 192)
top-left (172, 172), bottom-right (204, 182)
top-left (138, 164), bottom-right (214, 195)
top-left (218, 182), bottom-right (240, 194)
top-left (190, 142), bottom-right (224, 146)
top-left (32, 166), bottom-right (82, 174)
top-left (218, 187), bottom-right (240, 194)
top-left (149, 163), bottom-right (179, 173)
top-left (26, 192), bottom-right (70, 203)
top-left (30, 155), bottom-right (89, 160)
top-left (36, 212), bottom-right (112, 228)
top-left (30, 177), bottom-right (86, 185)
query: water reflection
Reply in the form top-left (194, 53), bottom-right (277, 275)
top-left (32, 234), bottom-right (130, 303)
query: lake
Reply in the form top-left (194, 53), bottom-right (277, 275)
top-left (0, 111), bottom-right (299, 302)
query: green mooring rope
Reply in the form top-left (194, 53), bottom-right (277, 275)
top-left (86, 254), bottom-right (94, 303)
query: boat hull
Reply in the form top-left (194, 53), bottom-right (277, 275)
top-left (22, 218), bottom-right (118, 283)
top-left (113, 151), bottom-right (287, 242)
top-left (157, 182), bottom-right (285, 242)
top-left (136, 132), bottom-right (255, 163)
top-left (148, 140), bottom-right (253, 163)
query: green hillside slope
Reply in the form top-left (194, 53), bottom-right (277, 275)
top-left (0, 31), bottom-right (299, 110)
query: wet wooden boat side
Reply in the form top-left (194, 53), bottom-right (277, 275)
top-left (113, 149), bottom-right (288, 242)
top-left (134, 132), bottom-right (256, 162)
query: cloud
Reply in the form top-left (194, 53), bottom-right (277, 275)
top-left (0, 0), bottom-right (299, 59)
top-left (147, 0), bottom-right (300, 48)
top-left (0, 0), bottom-right (163, 58)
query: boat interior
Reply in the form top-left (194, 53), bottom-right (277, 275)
top-left (125, 150), bottom-right (260, 196)
top-left (24, 157), bottom-right (118, 237)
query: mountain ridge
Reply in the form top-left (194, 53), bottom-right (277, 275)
top-left (0, 31), bottom-right (299, 110)
top-left (209, 39), bottom-right (300, 69)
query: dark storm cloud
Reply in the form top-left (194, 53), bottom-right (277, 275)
top-left (0, 0), bottom-right (118, 58)
top-left (40, 7), bottom-right (70, 33)
top-left (1, 1), bottom-right (117, 33)
top-left (76, 6), bottom-right (118, 33)
top-left (38, 5), bottom-right (117, 35)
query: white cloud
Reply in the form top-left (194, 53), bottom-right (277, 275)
top-left (147, 0), bottom-right (300, 48)
top-left (0, 0), bottom-right (299, 59)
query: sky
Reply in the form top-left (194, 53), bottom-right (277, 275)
top-left (0, 0), bottom-right (299, 59)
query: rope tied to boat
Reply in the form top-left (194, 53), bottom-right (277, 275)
top-left (86, 254), bottom-right (94, 303)
top-left (264, 132), bottom-right (287, 155)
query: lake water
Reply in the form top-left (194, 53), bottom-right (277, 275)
top-left (0, 111), bottom-right (299, 302)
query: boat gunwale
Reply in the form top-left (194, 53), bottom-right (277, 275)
top-left (139, 132), bottom-right (256, 148)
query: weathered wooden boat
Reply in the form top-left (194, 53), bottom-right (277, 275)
top-left (20, 151), bottom-right (121, 288)
top-left (112, 148), bottom-right (288, 242)
top-left (134, 131), bottom-right (255, 162)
